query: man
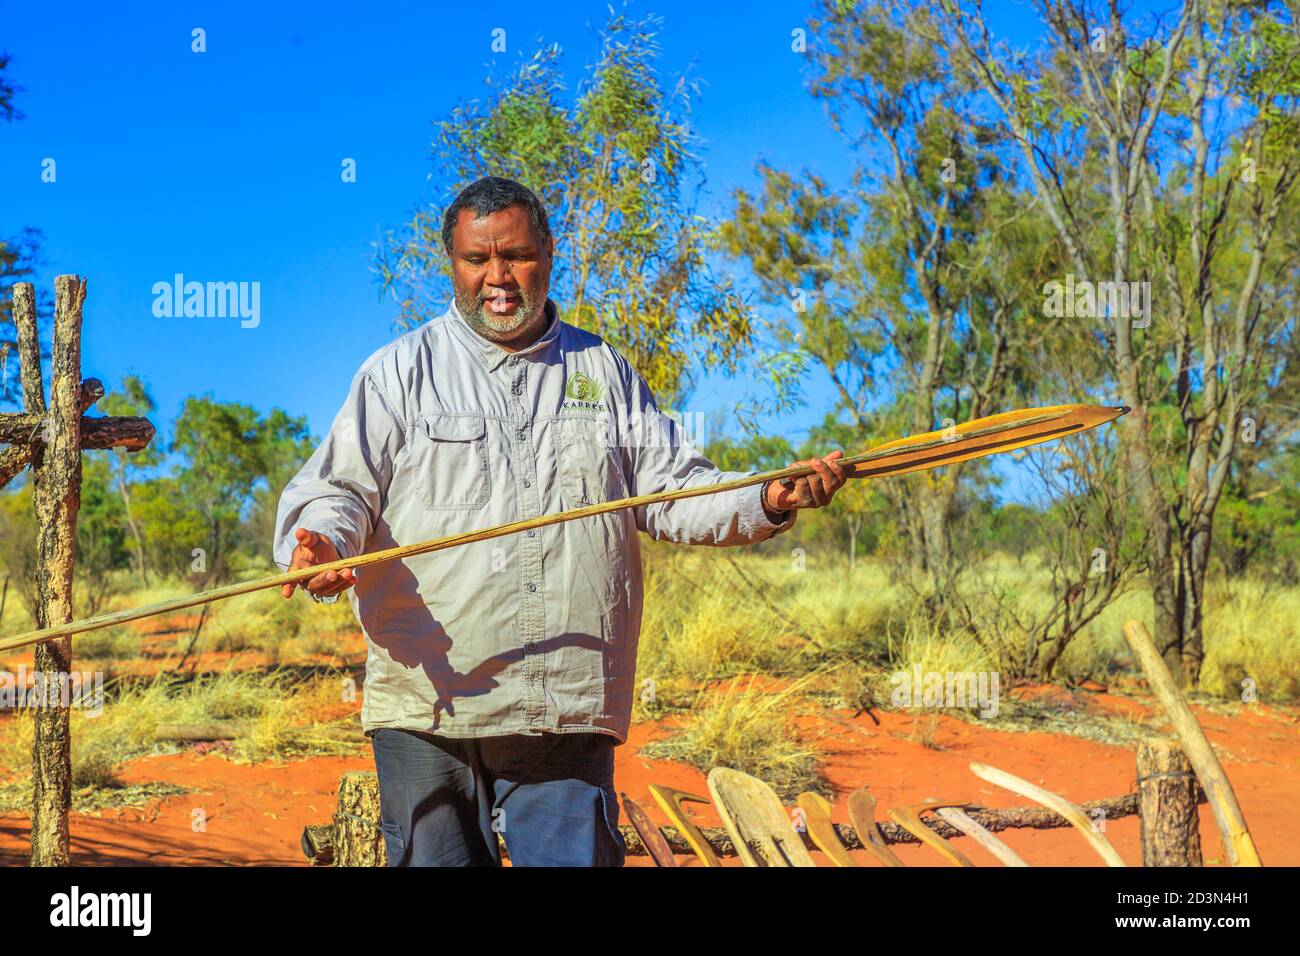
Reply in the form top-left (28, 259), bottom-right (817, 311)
top-left (274, 176), bottom-right (846, 867)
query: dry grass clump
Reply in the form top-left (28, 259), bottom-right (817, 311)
top-left (0, 668), bottom-right (362, 811)
top-left (1199, 579), bottom-right (1300, 702)
top-left (640, 672), bottom-right (828, 800)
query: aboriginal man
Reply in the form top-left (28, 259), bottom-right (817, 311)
top-left (274, 177), bottom-right (846, 867)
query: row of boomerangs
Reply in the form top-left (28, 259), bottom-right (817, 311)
top-left (621, 761), bottom-right (1127, 867)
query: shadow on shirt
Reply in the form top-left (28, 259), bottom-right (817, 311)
top-left (364, 557), bottom-right (607, 729)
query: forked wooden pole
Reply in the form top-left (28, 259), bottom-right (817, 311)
top-left (0, 403), bottom-right (1128, 654)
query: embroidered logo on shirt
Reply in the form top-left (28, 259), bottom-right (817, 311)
top-left (564, 371), bottom-right (604, 405)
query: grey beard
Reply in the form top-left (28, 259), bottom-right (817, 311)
top-left (455, 288), bottom-right (545, 341)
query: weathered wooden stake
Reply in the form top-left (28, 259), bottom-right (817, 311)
top-left (1137, 738), bottom-right (1203, 866)
top-left (333, 770), bottom-right (386, 867)
top-left (7, 277), bottom-right (154, 866)
top-left (28, 275), bottom-right (84, 866)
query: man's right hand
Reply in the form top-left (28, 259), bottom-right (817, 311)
top-left (281, 528), bottom-right (356, 599)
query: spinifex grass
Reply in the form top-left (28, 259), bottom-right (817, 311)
top-left (0, 668), bottom-right (364, 811)
top-left (640, 671), bottom-right (829, 801)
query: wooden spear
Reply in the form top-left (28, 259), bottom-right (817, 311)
top-left (0, 402), bottom-right (1128, 654)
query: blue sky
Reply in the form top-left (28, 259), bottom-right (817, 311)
top-left (1, 0), bottom-right (1064, 459)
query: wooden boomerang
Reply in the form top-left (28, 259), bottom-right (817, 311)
top-left (620, 792), bottom-right (678, 867)
top-left (0, 403), bottom-right (1128, 653)
top-left (888, 800), bottom-right (977, 867)
top-left (846, 788), bottom-right (906, 867)
top-left (648, 784), bottom-right (722, 867)
top-left (969, 761), bottom-right (1127, 866)
top-left (796, 792), bottom-right (858, 867)
top-left (934, 806), bottom-right (1030, 867)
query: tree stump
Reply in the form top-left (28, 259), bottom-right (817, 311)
top-left (1137, 738), bottom-right (1203, 866)
top-left (333, 771), bottom-right (386, 867)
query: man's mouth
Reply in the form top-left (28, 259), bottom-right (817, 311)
top-left (483, 291), bottom-right (521, 315)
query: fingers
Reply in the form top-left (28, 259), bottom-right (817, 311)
top-left (807, 456), bottom-right (837, 505)
top-left (305, 567), bottom-right (357, 597)
top-left (284, 529), bottom-right (352, 598)
top-left (825, 449), bottom-right (847, 482)
top-left (283, 545), bottom-right (315, 599)
top-left (783, 452), bottom-right (847, 510)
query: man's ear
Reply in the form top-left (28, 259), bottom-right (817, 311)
top-left (546, 234), bottom-right (556, 259)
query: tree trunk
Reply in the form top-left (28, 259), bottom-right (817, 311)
top-left (1181, 515), bottom-right (1214, 689)
top-left (883, 480), bottom-right (927, 572)
top-left (115, 455), bottom-right (150, 586)
top-left (28, 276), bottom-right (85, 867)
top-left (1124, 407), bottom-right (1185, 680)
top-left (847, 515), bottom-right (860, 575)
top-left (916, 474), bottom-right (958, 598)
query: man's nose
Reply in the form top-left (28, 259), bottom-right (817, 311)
top-left (484, 255), bottom-right (513, 288)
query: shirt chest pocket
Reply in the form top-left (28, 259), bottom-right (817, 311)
top-left (412, 414), bottom-right (490, 511)
top-left (556, 424), bottom-right (627, 508)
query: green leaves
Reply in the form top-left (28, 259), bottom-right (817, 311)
top-left (160, 396), bottom-right (311, 581)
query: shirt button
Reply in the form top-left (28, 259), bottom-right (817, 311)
top-left (523, 479), bottom-right (531, 488)
top-left (527, 583), bottom-right (537, 592)
top-left (508, 357), bottom-right (518, 367)
top-left (517, 430), bottom-right (526, 440)
top-left (526, 530), bottom-right (536, 538)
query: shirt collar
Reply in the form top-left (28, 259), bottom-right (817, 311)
top-left (447, 298), bottom-right (561, 372)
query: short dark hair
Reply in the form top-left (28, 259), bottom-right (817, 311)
top-left (441, 176), bottom-right (552, 255)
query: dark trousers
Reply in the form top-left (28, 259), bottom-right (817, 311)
top-left (370, 728), bottom-right (626, 867)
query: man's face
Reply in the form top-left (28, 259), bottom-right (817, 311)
top-left (450, 204), bottom-right (555, 347)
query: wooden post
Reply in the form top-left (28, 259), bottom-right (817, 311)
top-left (6, 279), bottom-right (155, 866)
top-left (28, 275), bottom-right (85, 866)
top-left (333, 771), bottom-right (387, 867)
top-left (1123, 620), bottom-right (1262, 866)
top-left (13, 282), bottom-right (43, 413)
top-left (1137, 738), bottom-right (1203, 866)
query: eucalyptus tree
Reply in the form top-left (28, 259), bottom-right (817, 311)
top-left (933, 0), bottom-right (1300, 683)
top-left (719, 0), bottom-right (1044, 599)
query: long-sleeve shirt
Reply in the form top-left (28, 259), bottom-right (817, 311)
top-left (273, 299), bottom-right (795, 742)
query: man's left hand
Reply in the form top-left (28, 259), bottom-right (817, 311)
top-left (764, 450), bottom-right (849, 514)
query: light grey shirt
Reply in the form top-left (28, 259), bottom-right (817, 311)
top-left (273, 300), bottom-right (795, 742)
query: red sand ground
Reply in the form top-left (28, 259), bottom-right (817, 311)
top-left (1, 682), bottom-right (1295, 867)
